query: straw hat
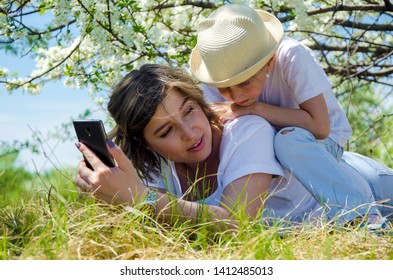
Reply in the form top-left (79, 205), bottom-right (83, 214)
top-left (189, 4), bottom-right (284, 87)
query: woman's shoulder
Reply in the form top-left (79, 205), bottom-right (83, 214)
top-left (219, 116), bottom-right (285, 186)
top-left (222, 115), bottom-right (275, 146)
top-left (224, 115), bottom-right (272, 133)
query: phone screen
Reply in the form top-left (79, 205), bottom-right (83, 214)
top-left (73, 120), bottom-right (115, 169)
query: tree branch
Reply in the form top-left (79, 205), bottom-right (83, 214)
top-left (76, 0), bottom-right (127, 46)
top-left (279, 4), bottom-right (393, 22)
top-left (334, 19), bottom-right (393, 31)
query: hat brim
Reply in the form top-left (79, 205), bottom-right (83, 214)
top-left (190, 9), bottom-right (284, 88)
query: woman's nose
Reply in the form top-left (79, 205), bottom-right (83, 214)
top-left (180, 123), bottom-right (196, 140)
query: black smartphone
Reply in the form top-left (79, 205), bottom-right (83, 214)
top-left (73, 120), bottom-right (115, 170)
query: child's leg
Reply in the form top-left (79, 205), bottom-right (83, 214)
top-left (341, 152), bottom-right (393, 218)
top-left (274, 127), bottom-right (380, 223)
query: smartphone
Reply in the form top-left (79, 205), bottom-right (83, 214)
top-left (73, 120), bottom-right (115, 170)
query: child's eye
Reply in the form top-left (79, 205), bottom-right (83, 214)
top-left (218, 87), bottom-right (229, 94)
top-left (239, 80), bottom-right (251, 88)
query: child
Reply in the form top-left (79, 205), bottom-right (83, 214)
top-left (189, 4), bottom-right (381, 224)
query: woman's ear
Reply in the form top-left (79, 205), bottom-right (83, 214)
top-left (144, 140), bottom-right (153, 152)
top-left (141, 132), bottom-right (152, 151)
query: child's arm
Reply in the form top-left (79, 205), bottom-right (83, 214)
top-left (227, 94), bottom-right (330, 139)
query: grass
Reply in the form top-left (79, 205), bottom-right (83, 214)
top-left (1, 155), bottom-right (393, 260)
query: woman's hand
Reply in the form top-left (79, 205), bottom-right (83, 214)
top-left (75, 140), bottom-right (148, 205)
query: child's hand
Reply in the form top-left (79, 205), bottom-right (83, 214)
top-left (210, 101), bottom-right (239, 123)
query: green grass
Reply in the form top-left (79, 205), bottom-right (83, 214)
top-left (1, 157), bottom-right (393, 260)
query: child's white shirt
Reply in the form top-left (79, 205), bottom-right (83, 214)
top-left (203, 37), bottom-right (352, 147)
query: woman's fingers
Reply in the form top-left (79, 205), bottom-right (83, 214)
top-left (75, 172), bottom-right (90, 192)
top-left (76, 142), bottom-right (107, 172)
top-left (75, 140), bottom-right (144, 205)
top-left (75, 159), bottom-right (95, 190)
top-left (75, 151), bottom-right (103, 192)
top-left (106, 139), bottom-right (133, 172)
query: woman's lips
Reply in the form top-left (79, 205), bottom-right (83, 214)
top-left (188, 136), bottom-right (204, 152)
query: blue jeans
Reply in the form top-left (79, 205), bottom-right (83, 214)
top-left (274, 127), bottom-right (386, 223)
top-left (341, 152), bottom-right (393, 218)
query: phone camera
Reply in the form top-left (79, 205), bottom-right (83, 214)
top-left (85, 127), bottom-right (91, 136)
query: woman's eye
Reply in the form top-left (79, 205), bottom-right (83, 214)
top-left (183, 104), bottom-right (196, 118)
top-left (186, 105), bottom-right (195, 115)
top-left (160, 127), bottom-right (172, 138)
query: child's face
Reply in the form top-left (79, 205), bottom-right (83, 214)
top-left (143, 89), bottom-right (213, 165)
top-left (217, 66), bottom-right (268, 106)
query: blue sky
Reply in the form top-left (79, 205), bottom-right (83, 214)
top-left (0, 52), bottom-right (106, 172)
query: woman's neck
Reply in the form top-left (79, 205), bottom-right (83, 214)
top-left (176, 125), bottom-right (222, 201)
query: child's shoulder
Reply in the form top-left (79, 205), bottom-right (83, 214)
top-left (279, 37), bottom-right (310, 54)
top-left (277, 37), bottom-right (315, 62)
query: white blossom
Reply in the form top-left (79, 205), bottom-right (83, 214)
top-left (0, 67), bottom-right (9, 77)
top-left (0, 0), bottom-right (389, 98)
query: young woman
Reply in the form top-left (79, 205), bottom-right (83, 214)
top-left (75, 64), bottom-right (393, 230)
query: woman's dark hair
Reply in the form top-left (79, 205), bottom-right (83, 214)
top-left (107, 64), bottom-right (219, 182)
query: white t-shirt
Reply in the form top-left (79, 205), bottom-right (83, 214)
top-left (203, 37), bottom-right (352, 147)
top-left (146, 115), bottom-right (324, 222)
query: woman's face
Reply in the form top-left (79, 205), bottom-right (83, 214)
top-left (143, 89), bottom-right (213, 165)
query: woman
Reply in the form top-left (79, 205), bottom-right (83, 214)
top-left (75, 64), bottom-right (393, 230)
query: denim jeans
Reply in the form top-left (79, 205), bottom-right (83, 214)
top-left (341, 152), bottom-right (393, 218)
top-left (274, 127), bottom-right (385, 223)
